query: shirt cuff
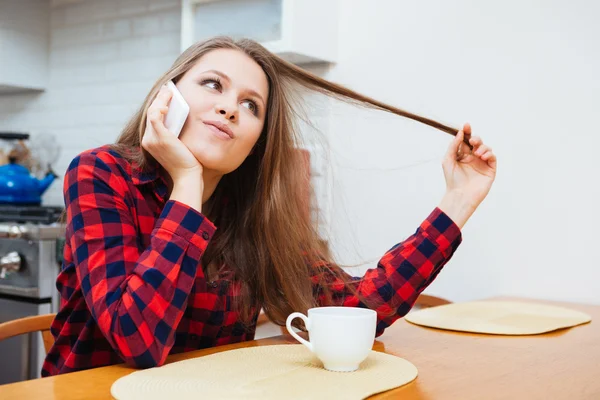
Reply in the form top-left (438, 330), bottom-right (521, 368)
top-left (418, 207), bottom-right (463, 258)
top-left (154, 200), bottom-right (216, 251)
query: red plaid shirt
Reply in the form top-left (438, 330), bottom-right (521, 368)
top-left (42, 145), bottom-right (462, 376)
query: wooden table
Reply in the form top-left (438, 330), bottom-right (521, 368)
top-left (1, 297), bottom-right (599, 399)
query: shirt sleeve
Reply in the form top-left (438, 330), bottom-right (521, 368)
top-left (65, 151), bottom-right (216, 368)
top-left (312, 208), bottom-right (462, 336)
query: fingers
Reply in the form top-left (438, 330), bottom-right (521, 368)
top-left (455, 123), bottom-right (472, 151)
top-left (474, 144), bottom-right (497, 170)
top-left (446, 124), bottom-right (497, 164)
top-left (471, 136), bottom-right (494, 163)
top-left (147, 106), bottom-right (168, 123)
top-left (147, 85), bottom-right (173, 137)
top-left (468, 135), bottom-right (492, 157)
top-left (149, 85), bottom-right (173, 114)
top-left (445, 123), bottom-right (497, 170)
top-left (482, 150), bottom-right (497, 170)
top-left (469, 135), bottom-right (483, 148)
top-left (445, 128), bottom-right (464, 161)
top-left (149, 112), bottom-right (171, 138)
top-left (481, 151), bottom-right (495, 161)
top-left (462, 122), bottom-right (472, 136)
top-left (473, 144), bottom-right (491, 157)
top-left (142, 85), bottom-right (176, 154)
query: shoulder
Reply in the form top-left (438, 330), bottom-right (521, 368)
top-left (67, 145), bottom-right (131, 174)
top-left (64, 145), bottom-right (136, 197)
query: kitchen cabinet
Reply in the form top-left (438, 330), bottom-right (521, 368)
top-left (181, 0), bottom-right (338, 65)
top-left (0, 0), bottom-right (50, 94)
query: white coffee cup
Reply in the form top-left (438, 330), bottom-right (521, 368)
top-left (286, 306), bottom-right (377, 372)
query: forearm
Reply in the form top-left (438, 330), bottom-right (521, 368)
top-left (313, 208), bottom-right (462, 336)
top-left (78, 200), bottom-right (215, 368)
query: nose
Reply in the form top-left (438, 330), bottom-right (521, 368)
top-left (215, 103), bottom-right (237, 122)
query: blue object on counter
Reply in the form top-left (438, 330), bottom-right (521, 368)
top-left (0, 162), bottom-right (57, 205)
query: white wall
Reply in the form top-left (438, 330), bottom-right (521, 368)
top-left (0, 0), bottom-right (50, 92)
top-left (322, 0), bottom-right (600, 305)
top-left (0, 0), bottom-right (182, 206)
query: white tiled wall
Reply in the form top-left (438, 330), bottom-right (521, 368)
top-left (0, 0), bottom-right (332, 245)
top-left (0, 0), bottom-right (182, 206)
top-left (0, 0), bottom-right (50, 92)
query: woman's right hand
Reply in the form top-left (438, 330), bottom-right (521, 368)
top-left (142, 84), bottom-right (203, 182)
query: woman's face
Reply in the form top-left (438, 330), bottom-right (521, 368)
top-left (174, 49), bottom-right (269, 174)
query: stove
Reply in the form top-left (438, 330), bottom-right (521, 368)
top-left (0, 205), bottom-right (64, 225)
top-left (0, 205), bottom-right (65, 384)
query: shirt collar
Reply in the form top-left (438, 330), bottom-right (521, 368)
top-left (130, 155), bottom-right (169, 201)
top-left (131, 161), bottom-right (161, 186)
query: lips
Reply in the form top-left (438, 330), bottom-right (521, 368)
top-left (203, 120), bottom-right (234, 139)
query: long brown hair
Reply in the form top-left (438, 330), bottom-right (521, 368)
top-left (112, 37), bottom-right (464, 326)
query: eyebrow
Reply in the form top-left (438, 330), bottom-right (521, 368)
top-left (202, 69), bottom-right (266, 107)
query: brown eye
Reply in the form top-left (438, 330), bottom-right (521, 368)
top-left (242, 100), bottom-right (258, 115)
top-left (200, 78), bottom-right (222, 91)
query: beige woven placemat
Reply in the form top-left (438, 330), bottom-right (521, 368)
top-left (405, 301), bottom-right (592, 335)
top-left (110, 344), bottom-right (417, 400)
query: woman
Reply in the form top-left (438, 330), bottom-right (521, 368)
top-left (42, 37), bottom-right (496, 376)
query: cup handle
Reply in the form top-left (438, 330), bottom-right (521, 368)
top-left (286, 312), bottom-right (313, 352)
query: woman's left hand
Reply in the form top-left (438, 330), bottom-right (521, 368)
top-left (442, 122), bottom-right (497, 210)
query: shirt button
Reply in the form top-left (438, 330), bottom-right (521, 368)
top-left (202, 231), bottom-right (210, 240)
top-left (189, 334), bottom-right (199, 341)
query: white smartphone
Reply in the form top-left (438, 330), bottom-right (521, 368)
top-left (164, 80), bottom-right (190, 137)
